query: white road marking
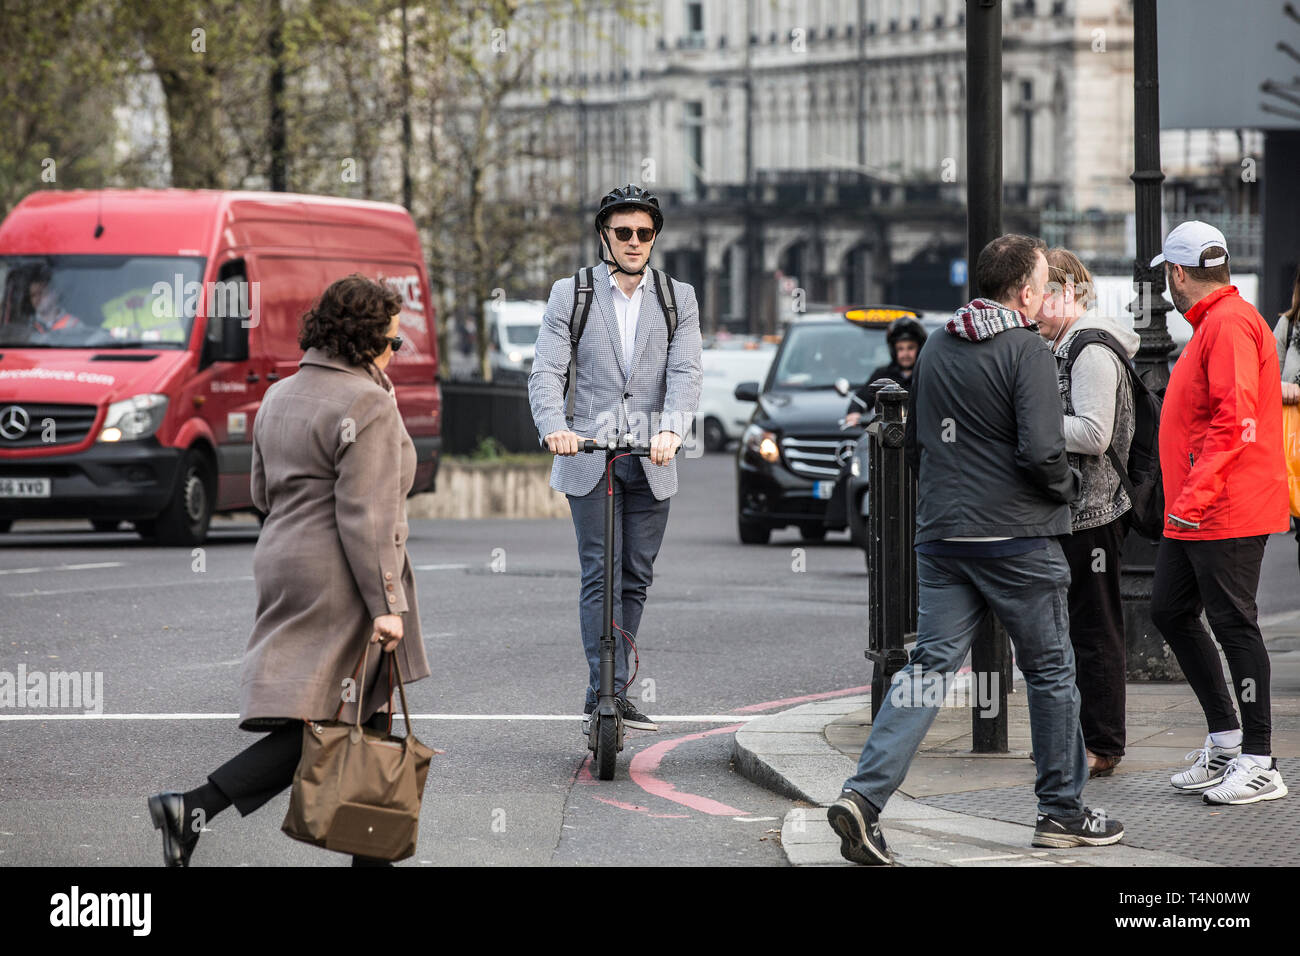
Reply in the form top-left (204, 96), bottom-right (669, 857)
top-left (949, 853), bottom-right (1024, 863)
top-left (8, 574), bottom-right (254, 597)
top-left (732, 816), bottom-right (779, 822)
top-left (0, 562), bottom-right (123, 576)
top-left (0, 712), bottom-right (757, 722)
top-left (413, 564), bottom-right (470, 571)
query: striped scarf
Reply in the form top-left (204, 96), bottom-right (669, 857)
top-left (946, 299), bottom-right (1037, 342)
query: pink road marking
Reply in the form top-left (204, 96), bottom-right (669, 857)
top-left (592, 795), bottom-right (688, 818)
top-left (576, 754), bottom-right (692, 817)
top-left (628, 724), bottom-right (747, 816)
top-left (592, 685), bottom-right (886, 819)
top-left (733, 684), bottom-right (872, 713)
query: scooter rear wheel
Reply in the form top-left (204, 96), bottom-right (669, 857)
top-left (595, 714), bottom-right (618, 780)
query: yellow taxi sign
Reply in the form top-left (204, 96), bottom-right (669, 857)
top-left (844, 307), bottom-right (919, 324)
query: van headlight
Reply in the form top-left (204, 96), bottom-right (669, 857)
top-left (99, 394), bottom-right (168, 442)
top-left (508, 350), bottom-right (523, 363)
top-left (742, 424), bottom-right (780, 464)
top-left (850, 456), bottom-right (861, 477)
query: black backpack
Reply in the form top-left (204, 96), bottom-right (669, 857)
top-left (563, 265), bottom-right (678, 419)
top-left (1063, 329), bottom-right (1165, 540)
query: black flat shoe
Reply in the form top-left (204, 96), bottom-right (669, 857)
top-left (148, 792), bottom-right (197, 867)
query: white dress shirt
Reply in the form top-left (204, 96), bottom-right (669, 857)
top-left (608, 271), bottom-right (648, 371)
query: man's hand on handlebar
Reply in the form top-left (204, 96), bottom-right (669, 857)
top-left (544, 430), bottom-right (582, 456)
top-left (650, 430), bottom-right (681, 466)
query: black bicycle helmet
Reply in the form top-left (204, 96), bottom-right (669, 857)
top-left (595, 184), bottom-right (664, 233)
top-left (886, 316), bottom-right (927, 348)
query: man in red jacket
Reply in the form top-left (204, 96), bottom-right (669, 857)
top-left (1151, 221), bottom-right (1290, 806)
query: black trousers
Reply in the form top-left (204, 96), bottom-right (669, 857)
top-left (1151, 534), bottom-right (1272, 755)
top-left (1060, 519), bottom-right (1128, 757)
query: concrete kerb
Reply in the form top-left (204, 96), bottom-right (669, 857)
top-left (732, 693), bottom-right (1226, 867)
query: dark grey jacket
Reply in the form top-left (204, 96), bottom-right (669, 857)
top-left (905, 325), bottom-right (1079, 543)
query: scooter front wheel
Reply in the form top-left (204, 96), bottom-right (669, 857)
top-left (595, 714), bottom-right (618, 780)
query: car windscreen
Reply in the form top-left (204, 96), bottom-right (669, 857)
top-left (503, 323), bottom-right (540, 346)
top-left (767, 323), bottom-right (892, 389)
top-left (0, 255), bottom-right (205, 349)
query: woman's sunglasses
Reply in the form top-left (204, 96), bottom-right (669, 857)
top-left (387, 335), bottom-right (403, 352)
top-left (607, 226), bottom-right (656, 243)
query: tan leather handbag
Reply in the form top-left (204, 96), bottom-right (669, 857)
top-left (282, 645), bottom-right (435, 861)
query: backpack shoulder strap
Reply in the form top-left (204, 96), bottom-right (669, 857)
top-left (650, 268), bottom-right (678, 343)
top-left (565, 266), bottom-right (595, 419)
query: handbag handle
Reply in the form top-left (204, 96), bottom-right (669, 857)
top-left (331, 638), bottom-right (416, 745)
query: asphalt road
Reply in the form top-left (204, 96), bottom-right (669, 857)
top-left (2, 451), bottom-right (1297, 866)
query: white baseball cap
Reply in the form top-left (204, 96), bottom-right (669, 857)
top-left (1150, 220), bottom-right (1230, 269)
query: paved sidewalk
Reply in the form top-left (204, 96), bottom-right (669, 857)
top-left (733, 628), bottom-right (1300, 867)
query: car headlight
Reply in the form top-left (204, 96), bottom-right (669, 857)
top-left (742, 424), bottom-right (780, 464)
top-left (99, 394), bottom-right (168, 442)
top-left (508, 350), bottom-right (523, 363)
top-left (850, 456), bottom-right (860, 477)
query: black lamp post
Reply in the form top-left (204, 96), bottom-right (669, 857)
top-left (965, 0), bottom-right (1012, 751)
top-left (1122, 0), bottom-right (1181, 680)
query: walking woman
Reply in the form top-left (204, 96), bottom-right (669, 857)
top-left (1035, 248), bottom-right (1138, 778)
top-left (1274, 265), bottom-right (1300, 578)
top-left (148, 274), bottom-right (430, 866)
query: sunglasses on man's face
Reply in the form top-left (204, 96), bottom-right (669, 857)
top-left (608, 226), bottom-right (656, 243)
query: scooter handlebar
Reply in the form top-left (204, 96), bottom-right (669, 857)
top-left (580, 438), bottom-right (655, 457)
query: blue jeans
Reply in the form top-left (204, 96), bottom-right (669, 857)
top-left (843, 540), bottom-right (1088, 820)
top-left (567, 454), bottom-right (671, 707)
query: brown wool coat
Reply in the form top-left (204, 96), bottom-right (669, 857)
top-left (238, 347), bottom-right (430, 730)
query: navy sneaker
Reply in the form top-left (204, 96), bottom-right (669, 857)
top-left (1032, 806), bottom-right (1125, 848)
top-left (617, 697), bottom-right (659, 732)
top-left (826, 789), bottom-right (891, 865)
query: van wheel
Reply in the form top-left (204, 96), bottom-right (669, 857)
top-left (799, 525), bottom-right (827, 541)
top-left (738, 517), bottom-right (770, 545)
top-left (0, 520), bottom-right (11, 533)
top-left (703, 417), bottom-right (727, 452)
top-left (153, 448), bottom-right (215, 546)
top-left (91, 519), bottom-right (122, 533)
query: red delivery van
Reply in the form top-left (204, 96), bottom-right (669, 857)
top-left (0, 189), bottom-right (441, 544)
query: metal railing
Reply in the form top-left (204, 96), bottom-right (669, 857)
top-left (864, 381), bottom-right (1010, 751)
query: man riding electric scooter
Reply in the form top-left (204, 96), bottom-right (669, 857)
top-left (527, 184), bottom-right (703, 752)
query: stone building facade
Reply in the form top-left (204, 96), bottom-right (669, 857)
top-left (503, 1), bottom-right (1143, 331)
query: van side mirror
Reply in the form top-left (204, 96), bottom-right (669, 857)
top-left (207, 313), bottom-right (250, 363)
top-left (733, 381), bottom-right (760, 402)
top-left (202, 272), bottom-right (251, 365)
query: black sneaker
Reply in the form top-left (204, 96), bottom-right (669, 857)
top-left (1032, 806), bottom-right (1125, 848)
top-left (826, 789), bottom-right (891, 865)
top-left (616, 697), bottom-right (659, 732)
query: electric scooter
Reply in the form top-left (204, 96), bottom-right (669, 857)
top-left (579, 434), bottom-right (659, 780)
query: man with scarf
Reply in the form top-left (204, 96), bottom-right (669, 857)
top-left (826, 234), bottom-right (1125, 865)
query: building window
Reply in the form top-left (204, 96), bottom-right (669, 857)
top-left (685, 101), bottom-right (704, 201)
top-left (685, 2), bottom-right (704, 48)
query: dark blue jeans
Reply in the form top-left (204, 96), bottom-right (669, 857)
top-left (843, 540), bottom-right (1089, 820)
top-left (567, 454), bottom-right (671, 707)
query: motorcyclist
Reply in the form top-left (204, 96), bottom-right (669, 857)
top-left (844, 316), bottom-right (928, 426)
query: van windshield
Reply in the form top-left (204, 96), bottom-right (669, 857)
top-left (0, 255), bottom-right (205, 349)
top-left (503, 323), bottom-right (540, 346)
top-left (769, 323), bottom-right (892, 389)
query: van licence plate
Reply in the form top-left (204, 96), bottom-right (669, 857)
top-left (813, 480), bottom-right (834, 500)
top-left (0, 478), bottom-right (51, 498)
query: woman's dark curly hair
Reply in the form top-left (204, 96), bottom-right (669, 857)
top-left (298, 274), bottom-right (402, 366)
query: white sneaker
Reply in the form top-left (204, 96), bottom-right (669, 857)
top-left (1202, 757), bottom-right (1288, 805)
top-left (1170, 736), bottom-right (1241, 791)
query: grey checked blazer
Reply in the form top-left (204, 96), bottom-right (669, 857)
top-left (528, 262), bottom-right (702, 500)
